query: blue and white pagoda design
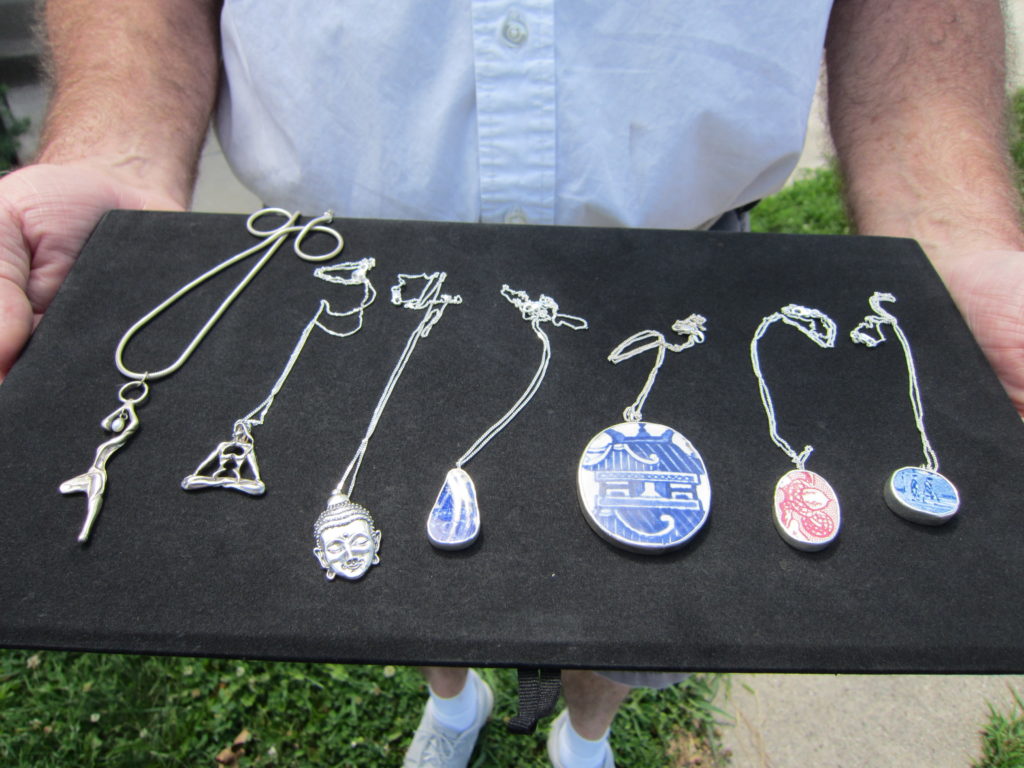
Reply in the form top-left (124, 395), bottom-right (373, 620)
top-left (577, 421), bottom-right (711, 553)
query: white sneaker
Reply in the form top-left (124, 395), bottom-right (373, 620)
top-left (546, 709), bottom-right (615, 768)
top-left (403, 670), bottom-right (494, 768)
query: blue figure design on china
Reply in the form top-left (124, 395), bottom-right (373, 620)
top-left (885, 466), bottom-right (960, 525)
top-left (578, 421), bottom-right (711, 553)
top-left (851, 293), bottom-right (960, 526)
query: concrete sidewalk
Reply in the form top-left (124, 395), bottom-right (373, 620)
top-left (719, 674), bottom-right (1024, 768)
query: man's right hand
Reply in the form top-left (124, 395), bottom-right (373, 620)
top-left (0, 162), bottom-right (183, 382)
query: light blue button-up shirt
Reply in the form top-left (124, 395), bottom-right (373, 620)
top-left (218, 1), bottom-right (833, 229)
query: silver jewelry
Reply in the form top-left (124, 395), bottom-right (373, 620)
top-left (60, 208), bottom-right (344, 543)
top-left (751, 304), bottom-right (842, 551)
top-left (182, 257), bottom-right (377, 494)
top-left (426, 286), bottom-right (589, 550)
top-left (851, 292), bottom-right (960, 524)
top-left (314, 272), bottom-right (462, 580)
top-left (577, 315), bottom-right (710, 554)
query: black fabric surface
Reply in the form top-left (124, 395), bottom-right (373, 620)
top-left (1, 210), bottom-right (1021, 672)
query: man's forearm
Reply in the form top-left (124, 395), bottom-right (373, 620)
top-left (826, 0), bottom-right (1024, 257)
top-left (37, 0), bottom-right (222, 207)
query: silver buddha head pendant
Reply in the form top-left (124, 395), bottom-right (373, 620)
top-left (312, 494), bottom-right (381, 581)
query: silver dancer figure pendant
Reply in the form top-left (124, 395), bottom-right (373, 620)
top-left (577, 316), bottom-right (710, 553)
top-left (851, 292), bottom-right (960, 525)
top-left (60, 381), bottom-right (148, 543)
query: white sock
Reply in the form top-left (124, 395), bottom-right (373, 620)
top-left (557, 714), bottom-right (610, 768)
top-left (428, 671), bottom-right (479, 733)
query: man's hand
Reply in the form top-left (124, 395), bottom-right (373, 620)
top-left (0, 163), bottom-right (183, 381)
top-left (826, 0), bottom-right (1024, 416)
top-left (928, 249), bottom-right (1024, 415)
top-left (0, 0), bottom-right (224, 380)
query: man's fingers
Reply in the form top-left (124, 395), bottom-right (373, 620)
top-left (0, 277), bottom-right (34, 382)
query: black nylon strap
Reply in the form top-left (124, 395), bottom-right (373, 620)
top-left (507, 667), bottom-right (562, 734)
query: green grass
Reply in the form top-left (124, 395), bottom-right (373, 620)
top-left (750, 86), bottom-right (1024, 238)
top-left (1010, 89), bottom-right (1024, 199)
top-left (0, 83), bottom-right (30, 171)
top-left (750, 164), bottom-right (850, 236)
top-left (973, 689), bottom-right (1024, 768)
top-left (0, 650), bottom-right (729, 767)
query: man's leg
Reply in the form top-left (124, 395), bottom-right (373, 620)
top-left (553, 670), bottom-right (688, 767)
top-left (403, 666), bottom-right (493, 768)
top-left (422, 666), bottom-right (469, 699)
top-left (560, 670), bottom-right (632, 739)
top-left (547, 670), bottom-right (631, 768)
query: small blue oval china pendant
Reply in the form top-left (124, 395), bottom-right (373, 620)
top-left (427, 467), bottom-right (481, 549)
top-left (884, 466), bottom-right (959, 525)
top-left (577, 422), bottom-right (711, 553)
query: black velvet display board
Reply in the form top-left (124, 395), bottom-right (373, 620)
top-left (1, 210), bottom-right (1022, 673)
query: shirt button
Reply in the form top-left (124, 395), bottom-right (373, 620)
top-left (504, 208), bottom-right (529, 224)
top-left (501, 13), bottom-right (529, 47)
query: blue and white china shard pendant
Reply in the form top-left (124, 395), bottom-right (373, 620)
top-left (427, 468), bottom-right (481, 549)
top-left (426, 285), bottom-right (589, 550)
top-left (576, 314), bottom-right (711, 554)
top-left (851, 292), bottom-right (960, 525)
top-left (884, 466), bottom-right (959, 525)
top-left (578, 422), bottom-right (711, 553)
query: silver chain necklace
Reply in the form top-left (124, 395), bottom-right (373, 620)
top-left (425, 285), bottom-right (588, 550)
top-left (851, 291), bottom-right (960, 524)
top-left (181, 257), bottom-right (377, 495)
top-left (60, 208), bottom-right (344, 543)
top-left (312, 271), bottom-right (462, 581)
top-left (750, 304), bottom-right (842, 551)
top-left (577, 315), bottom-right (710, 553)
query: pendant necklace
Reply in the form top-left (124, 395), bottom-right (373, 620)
top-left (577, 315), bottom-right (710, 553)
top-left (182, 256), bottom-right (377, 495)
top-left (313, 271), bottom-right (462, 581)
top-left (425, 285), bottom-right (589, 550)
top-left (850, 291), bottom-right (960, 524)
top-left (750, 304), bottom-right (841, 551)
top-left (60, 208), bottom-right (344, 543)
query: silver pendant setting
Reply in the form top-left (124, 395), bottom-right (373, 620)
top-left (772, 469), bottom-right (841, 551)
top-left (577, 422), bottom-right (711, 554)
top-left (182, 421), bottom-right (265, 495)
top-left (60, 380), bottom-right (148, 543)
top-left (427, 468), bottom-right (481, 549)
top-left (884, 466), bottom-right (959, 525)
top-left (312, 494), bottom-right (382, 581)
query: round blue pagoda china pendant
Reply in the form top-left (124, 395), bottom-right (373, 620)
top-left (427, 468), bottom-right (481, 549)
top-left (884, 466), bottom-right (959, 525)
top-left (577, 421), bottom-right (711, 553)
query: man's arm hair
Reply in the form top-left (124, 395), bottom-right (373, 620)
top-left (825, 0), bottom-right (1024, 256)
top-left (37, 0), bottom-right (222, 208)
